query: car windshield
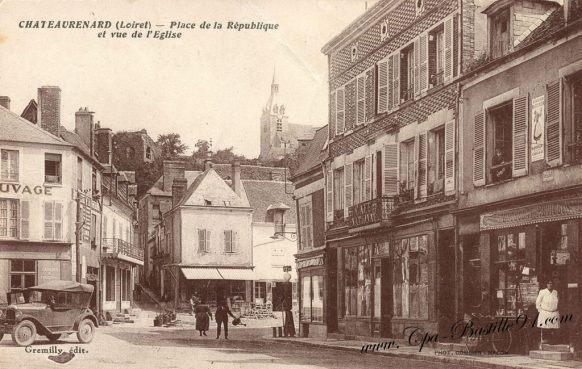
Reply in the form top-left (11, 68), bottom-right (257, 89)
top-left (8, 293), bottom-right (27, 304)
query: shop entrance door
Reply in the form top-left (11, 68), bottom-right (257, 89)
top-left (380, 257), bottom-right (393, 337)
top-left (438, 230), bottom-right (456, 336)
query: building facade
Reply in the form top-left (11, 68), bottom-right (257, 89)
top-left (457, 0), bottom-right (582, 355)
top-left (291, 126), bottom-right (329, 338)
top-left (320, 0), bottom-right (476, 338)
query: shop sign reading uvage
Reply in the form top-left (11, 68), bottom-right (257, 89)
top-left (0, 183), bottom-right (52, 196)
top-left (297, 256), bottom-right (324, 269)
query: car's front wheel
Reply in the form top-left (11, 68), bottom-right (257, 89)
top-left (12, 320), bottom-right (37, 346)
top-left (46, 333), bottom-right (61, 342)
top-left (76, 319), bottom-right (95, 344)
top-left (0, 332), bottom-right (4, 341)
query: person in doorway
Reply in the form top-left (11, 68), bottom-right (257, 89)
top-left (195, 300), bottom-right (212, 336)
top-left (215, 299), bottom-right (236, 340)
top-left (536, 280), bottom-right (560, 344)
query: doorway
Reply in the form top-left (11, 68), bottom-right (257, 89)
top-left (438, 229), bottom-right (456, 336)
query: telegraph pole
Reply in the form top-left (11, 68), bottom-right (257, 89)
top-left (75, 190), bottom-right (82, 282)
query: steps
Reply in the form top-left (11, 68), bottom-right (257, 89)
top-left (530, 344), bottom-right (573, 361)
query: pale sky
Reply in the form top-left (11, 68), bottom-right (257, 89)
top-left (0, 0), bottom-right (375, 158)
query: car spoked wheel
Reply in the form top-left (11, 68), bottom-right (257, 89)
top-left (12, 320), bottom-right (37, 346)
top-left (76, 319), bottom-right (95, 344)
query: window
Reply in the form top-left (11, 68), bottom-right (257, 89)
top-left (335, 88), bottom-right (346, 135)
top-left (393, 236), bottom-right (429, 319)
top-left (121, 269), bottom-right (131, 301)
top-left (0, 199), bottom-right (18, 238)
top-left (10, 260), bottom-right (36, 291)
top-left (44, 201), bottom-right (63, 240)
top-left (571, 77), bottom-right (582, 164)
top-left (400, 140), bottom-right (415, 194)
top-left (0, 149), bottom-right (18, 181)
top-left (198, 229), bottom-right (210, 252)
top-left (299, 200), bottom-right (313, 249)
top-left (152, 204), bottom-right (161, 222)
top-left (255, 281), bottom-right (266, 301)
top-left (92, 167), bottom-right (98, 194)
top-left (490, 8), bottom-right (510, 59)
top-left (301, 274), bottom-right (324, 322)
top-left (333, 168), bottom-right (344, 217)
top-left (224, 230), bottom-right (237, 253)
top-left (490, 102), bottom-right (513, 183)
top-left (435, 129), bottom-right (445, 181)
top-left (91, 214), bottom-right (97, 248)
top-left (145, 147), bottom-right (152, 160)
top-left (76, 157), bottom-right (83, 190)
top-left (276, 118), bottom-right (283, 132)
top-left (356, 74), bottom-right (366, 125)
top-left (493, 231), bottom-right (527, 316)
top-left (105, 266), bottom-right (115, 301)
top-left (44, 153), bottom-right (62, 184)
top-left (352, 160), bottom-right (365, 205)
top-left (341, 245), bottom-right (371, 317)
top-left (429, 26), bottom-right (445, 87)
top-left (401, 46), bottom-right (415, 102)
top-left (103, 216), bottom-right (108, 239)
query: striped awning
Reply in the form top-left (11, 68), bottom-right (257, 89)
top-left (480, 197), bottom-right (582, 231)
top-left (180, 267), bottom-right (254, 280)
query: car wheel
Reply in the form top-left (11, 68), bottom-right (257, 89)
top-left (76, 319), bottom-right (95, 344)
top-left (12, 320), bottom-right (37, 346)
top-left (0, 333), bottom-right (3, 341)
top-left (46, 333), bottom-right (61, 342)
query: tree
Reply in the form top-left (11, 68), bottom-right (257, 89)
top-left (157, 133), bottom-right (188, 159)
top-left (192, 139), bottom-right (210, 160)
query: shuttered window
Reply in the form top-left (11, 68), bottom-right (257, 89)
top-left (443, 17), bottom-right (453, 82)
top-left (330, 92), bottom-right (337, 138)
top-left (444, 120), bottom-right (456, 194)
top-left (364, 156), bottom-right (371, 201)
top-left (377, 60), bottom-right (388, 113)
top-left (356, 74), bottom-right (366, 125)
top-left (419, 32), bottom-right (429, 93)
top-left (43, 201), bottom-right (63, 240)
top-left (417, 132), bottom-right (428, 199)
top-left (224, 230), bottom-right (237, 253)
top-left (336, 88), bottom-right (346, 134)
top-left (0, 150), bottom-right (18, 181)
top-left (392, 53), bottom-right (400, 108)
top-left (546, 80), bottom-right (562, 167)
top-left (512, 95), bottom-right (529, 177)
top-left (473, 111), bottom-right (486, 187)
top-left (198, 229), bottom-right (210, 252)
top-left (326, 168), bottom-right (333, 221)
top-left (344, 163), bottom-right (353, 218)
top-left (383, 144), bottom-right (399, 196)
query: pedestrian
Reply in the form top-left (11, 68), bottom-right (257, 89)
top-left (536, 279), bottom-right (559, 344)
top-left (195, 301), bottom-right (212, 336)
top-left (215, 299), bottom-right (236, 340)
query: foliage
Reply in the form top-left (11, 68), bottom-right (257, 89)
top-left (157, 133), bottom-right (189, 160)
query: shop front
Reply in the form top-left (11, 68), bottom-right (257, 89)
top-left (460, 196), bottom-right (582, 355)
top-left (297, 252), bottom-right (326, 338)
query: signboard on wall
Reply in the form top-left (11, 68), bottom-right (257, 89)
top-left (38, 260), bottom-right (60, 284)
top-left (531, 95), bottom-right (545, 162)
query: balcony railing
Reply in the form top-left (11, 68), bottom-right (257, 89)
top-left (102, 238), bottom-right (144, 262)
top-left (348, 196), bottom-right (398, 229)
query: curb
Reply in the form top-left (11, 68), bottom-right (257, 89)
top-left (268, 338), bottom-right (560, 369)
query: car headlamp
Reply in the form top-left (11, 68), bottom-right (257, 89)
top-left (14, 310), bottom-right (22, 319)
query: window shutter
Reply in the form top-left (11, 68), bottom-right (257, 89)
top-left (224, 230), bottom-right (232, 253)
top-left (383, 144), bottom-right (399, 196)
top-left (364, 155), bottom-right (371, 201)
top-left (512, 94), bottom-right (529, 177)
top-left (44, 201), bottom-right (53, 239)
top-left (444, 120), bottom-right (456, 194)
top-left (414, 134), bottom-right (420, 199)
top-left (326, 168), bottom-right (333, 222)
top-left (206, 230), bottom-right (210, 252)
top-left (233, 231), bottom-right (239, 252)
top-left (444, 17), bottom-right (453, 82)
top-left (198, 229), bottom-right (205, 252)
top-left (377, 60), bottom-right (388, 113)
top-left (365, 68), bottom-right (375, 122)
top-left (307, 204), bottom-right (313, 248)
top-left (330, 92), bottom-right (337, 138)
top-left (344, 163), bottom-right (353, 218)
top-left (387, 57), bottom-right (394, 111)
top-left (473, 111), bottom-right (486, 187)
top-left (418, 132), bottom-right (428, 199)
top-left (54, 202), bottom-right (62, 240)
top-left (0, 150), bottom-right (7, 179)
top-left (336, 89), bottom-right (345, 134)
top-left (357, 74), bottom-right (365, 125)
top-left (392, 53), bottom-right (400, 107)
top-left (546, 80), bottom-right (562, 167)
top-left (420, 32), bottom-right (429, 93)
top-left (20, 200), bottom-right (29, 239)
top-left (414, 38), bottom-right (420, 96)
top-left (371, 153), bottom-right (376, 199)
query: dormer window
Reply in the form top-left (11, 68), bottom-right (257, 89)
top-left (490, 8), bottom-right (510, 59)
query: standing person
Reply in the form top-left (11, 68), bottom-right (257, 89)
top-left (215, 299), bottom-right (236, 340)
top-left (195, 301), bottom-right (212, 336)
top-left (536, 279), bottom-right (560, 344)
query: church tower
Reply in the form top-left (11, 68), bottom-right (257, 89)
top-left (260, 69), bottom-right (289, 161)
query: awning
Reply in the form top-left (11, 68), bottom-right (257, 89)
top-left (480, 197), bottom-right (582, 231)
top-left (180, 267), bottom-right (254, 280)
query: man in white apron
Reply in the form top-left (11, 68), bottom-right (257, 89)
top-left (536, 280), bottom-right (559, 344)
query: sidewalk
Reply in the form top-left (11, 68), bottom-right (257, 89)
top-left (269, 336), bottom-right (582, 369)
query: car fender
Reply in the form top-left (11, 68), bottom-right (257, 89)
top-left (14, 315), bottom-right (48, 334)
top-left (73, 311), bottom-right (99, 330)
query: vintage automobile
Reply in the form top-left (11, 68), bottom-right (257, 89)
top-left (0, 280), bottom-right (98, 346)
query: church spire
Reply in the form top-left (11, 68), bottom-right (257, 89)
top-left (271, 66), bottom-right (278, 94)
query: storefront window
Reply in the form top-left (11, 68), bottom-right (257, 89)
top-left (494, 230), bottom-right (529, 316)
top-left (393, 236), bottom-right (429, 319)
top-left (10, 260), bottom-right (36, 291)
top-left (343, 245), bottom-right (371, 317)
top-left (301, 274), bottom-right (325, 322)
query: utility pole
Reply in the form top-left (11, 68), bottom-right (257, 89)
top-left (75, 190), bottom-right (82, 283)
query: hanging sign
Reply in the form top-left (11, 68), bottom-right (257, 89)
top-left (531, 95), bottom-right (545, 162)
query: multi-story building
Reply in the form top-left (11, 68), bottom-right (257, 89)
top-left (456, 0), bottom-right (582, 355)
top-left (260, 72), bottom-right (318, 161)
top-left (111, 129), bottom-right (160, 171)
top-left (291, 126), bottom-right (329, 338)
top-left (0, 87), bottom-right (104, 310)
top-left (321, 0), bottom-right (476, 338)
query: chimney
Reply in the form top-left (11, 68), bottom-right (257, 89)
top-left (204, 159), bottom-right (213, 171)
top-left (172, 177), bottom-right (188, 207)
top-left (0, 96), bottom-right (10, 110)
top-left (564, 0), bottom-right (573, 24)
top-left (95, 127), bottom-right (112, 165)
top-left (231, 161), bottom-right (241, 196)
top-left (37, 86), bottom-right (61, 137)
top-left (75, 107), bottom-right (95, 153)
top-left (163, 160), bottom-right (185, 192)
